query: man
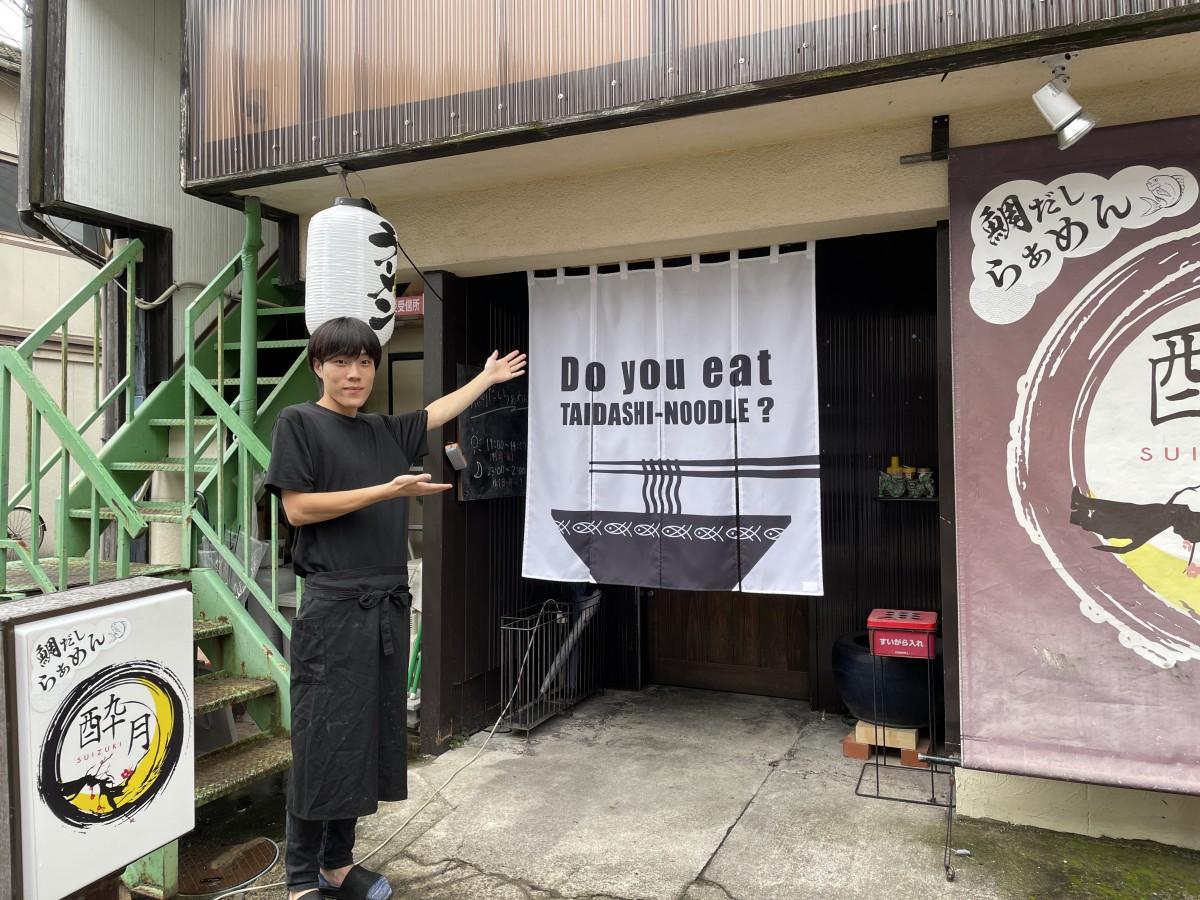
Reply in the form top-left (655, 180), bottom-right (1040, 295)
top-left (265, 316), bottom-right (526, 900)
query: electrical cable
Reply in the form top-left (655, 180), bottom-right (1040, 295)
top-left (395, 237), bottom-right (445, 306)
top-left (338, 167), bottom-right (444, 306)
top-left (209, 598), bottom-right (557, 900)
top-left (22, 211), bottom-right (107, 267)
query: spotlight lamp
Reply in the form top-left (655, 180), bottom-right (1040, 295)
top-left (1032, 52), bottom-right (1096, 150)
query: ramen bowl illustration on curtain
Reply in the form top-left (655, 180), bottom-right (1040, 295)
top-left (553, 455), bottom-right (816, 590)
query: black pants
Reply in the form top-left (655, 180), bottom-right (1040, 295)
top-left (285, 813), bottom-right (357, 892)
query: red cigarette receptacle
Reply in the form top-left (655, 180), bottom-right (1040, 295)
top-left (868, 608), bottom-right (938, 659)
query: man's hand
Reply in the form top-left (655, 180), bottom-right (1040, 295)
top-left (388, 473), bottom-right (453, 497)
top-left (281, 475), bottom-right (451, 525)
top-left (482, 350), bottom-right (528, 385)
top-left (426, 349), bottom-right (528, 429)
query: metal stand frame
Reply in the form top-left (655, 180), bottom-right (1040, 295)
top-left (852, 642), bottom-right (958, 882)
top-left (921, 752), bottom-right (961, 882)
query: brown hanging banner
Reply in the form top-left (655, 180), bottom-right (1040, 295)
top-left (949, 115), bottom-right (1200, 794)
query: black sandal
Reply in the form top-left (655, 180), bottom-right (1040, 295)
top-left (318, 865), bottom-right (393, 900)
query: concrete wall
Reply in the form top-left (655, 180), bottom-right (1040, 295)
top-left (62, 0), bottom-right (278, 355)
top-left (1, 77), bottom-right (104, 557)
top-left (375, 74), bottom-right (1200, 276)
top-left (0, 71), bottom-right (17, 155)
top-left (958, 769), bottom-right (1200, 853)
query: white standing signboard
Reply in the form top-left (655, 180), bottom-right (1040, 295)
top-left (6, 580), bottom-right (194, 900)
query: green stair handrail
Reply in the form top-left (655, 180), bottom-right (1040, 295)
top-left (183, 198), bottom-right (293, 642)
top-left (1, 241), bottom-right (148, 596)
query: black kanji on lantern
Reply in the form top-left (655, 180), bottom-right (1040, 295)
top-left (366, 220), bottom-right (398, 331)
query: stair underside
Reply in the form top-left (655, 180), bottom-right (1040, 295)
top-left (194, 671), bottom-right (277, 715)
top-left (194, 731), bottom-right (292, 806)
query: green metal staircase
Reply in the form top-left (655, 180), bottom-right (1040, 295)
top-left (1, 200), bottom-right (312, 897)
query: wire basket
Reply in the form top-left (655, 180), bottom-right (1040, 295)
top-left (501, 593), bottom-right (603, 732)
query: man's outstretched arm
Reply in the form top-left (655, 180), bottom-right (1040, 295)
top-left (281, 474), bottom-right (451, 526)
top-left (425, 350), bottom-right (527, 430)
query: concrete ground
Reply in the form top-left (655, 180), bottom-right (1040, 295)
top-left (239, 686), bottom-right (1200, 900)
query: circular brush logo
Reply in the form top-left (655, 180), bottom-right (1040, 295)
top-left (38, 661), bottom-right (186, 828)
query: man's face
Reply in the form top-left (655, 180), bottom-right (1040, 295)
top-left (315, 351), bottom-right (376, 410)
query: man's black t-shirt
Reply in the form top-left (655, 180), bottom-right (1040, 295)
top-left (265, 401), bottom-right (429, 576)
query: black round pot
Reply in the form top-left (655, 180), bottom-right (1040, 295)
top-left (831, 631), bottom-right (943, 728)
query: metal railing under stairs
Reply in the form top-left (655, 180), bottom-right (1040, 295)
top-left (1, 199), bottom-right (311, 633)
top-left (183, 198), bottom-right (303, 644)
top-left (0, 240), bottom-right (147, 595)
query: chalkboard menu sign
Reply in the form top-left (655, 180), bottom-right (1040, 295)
top-left (455, 365), bottom-right (528, 501)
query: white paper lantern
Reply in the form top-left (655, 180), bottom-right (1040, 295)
top-left (305, 197), bottom-right (397, 345)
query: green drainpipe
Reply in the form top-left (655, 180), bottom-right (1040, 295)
top-left (238, 199), bottom-right (263, 565)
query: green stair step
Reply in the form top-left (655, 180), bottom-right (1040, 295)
top-left (109, 458), bottom-right (218, 473)
top-left (193, 617), bottom-right (233, 641)
top-left (224, 339), bottom-right (309, 349)
top-left (194, 731), bottom-right (292, 806)
top-left (149, 417), bottom-right (218, 427)
top-left (194, 671), bottom-right (277, 715)
top-left (209, 376), bottom-right (285, 386)
top-left (5, 559), bottom-right (177, 596)
top-left (256, 305), bottom-right (305, 317)
top-left (68, 500), bottom-right (187, 523)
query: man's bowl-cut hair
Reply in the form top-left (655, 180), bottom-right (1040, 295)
top-left (307, 317), bottom-right (383, 374)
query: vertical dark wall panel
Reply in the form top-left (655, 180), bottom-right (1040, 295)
top-left (462, 274), bottom-right (537, 687)
top-left (810, 229), bottom-right (941, 712)
top-left (425, 272), bottom-right (644, 748)
top-left (421, 270), bottom-right (467, 754)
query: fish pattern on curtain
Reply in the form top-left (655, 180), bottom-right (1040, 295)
top-left (522, 247), bottom-right (823, 595)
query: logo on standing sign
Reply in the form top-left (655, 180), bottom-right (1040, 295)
top-left (37, 660), bottom-right (187, 829)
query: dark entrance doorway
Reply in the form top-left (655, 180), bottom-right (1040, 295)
top-left (641, 228), bottom-right (942, 709)
top-left (645, 590), bottom-right (810, 699)
top-left (424, 228), bottom-right (943, 749)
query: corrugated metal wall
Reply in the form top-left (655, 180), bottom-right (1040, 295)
top-left (183, 0), bottom-right (1195, 184)
top-left (62, 0), bottom-right (278, 353)
top-left (810, 228), bottom-right (941, 712)
top-left (461, 275), bottom-right (538, 685)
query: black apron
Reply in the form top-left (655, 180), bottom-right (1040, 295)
top-left (288, 564), bottom-right (412, 820)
